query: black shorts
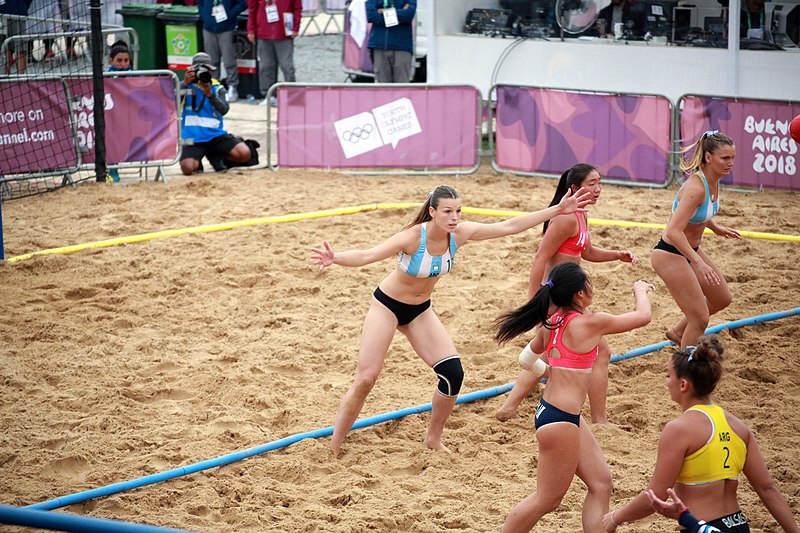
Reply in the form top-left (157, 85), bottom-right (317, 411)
top-left (181, 133), bottom-right (241, 162)
top-left (681, 510), bottom-right (749, 532)
top-left (534, 398), bottom-right (580, 429)
top-left (653, 238), bottom-right (699, 260)
top-left (373, 287), bottom-right (430, 326)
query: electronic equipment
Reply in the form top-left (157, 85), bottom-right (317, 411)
top-left (463, 8), bottom-right (518, 37)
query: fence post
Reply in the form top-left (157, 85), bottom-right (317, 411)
top-left (0, 191), bottom-right (4, 261)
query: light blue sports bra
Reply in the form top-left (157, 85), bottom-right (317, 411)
top-left (397, 224), bottom-right (457, 279)
top-left (673, 171), bottom-right (719, 225)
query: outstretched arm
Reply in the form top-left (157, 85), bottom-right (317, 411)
top-left (460, 187), bottom-right (592, 242)
top-left (585, 280), bottom-right (653, 337)
top-left (311, 231), bottom-right (410, 270)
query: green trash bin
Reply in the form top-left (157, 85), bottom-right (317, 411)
top-left (117, 3), bottom-right (167, 70)
top-left (157, 5), bottom-right (204, 80)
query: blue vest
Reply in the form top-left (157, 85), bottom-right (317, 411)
top-left (181, 81), bottom-right (227, 144)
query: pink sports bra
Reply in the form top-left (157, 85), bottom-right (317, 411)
top-left (546, 311), bottom-right (598, 370)
top-left (556, 212), bottom-right (589, 257)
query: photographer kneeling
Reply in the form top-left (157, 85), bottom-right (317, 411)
top-left (180, 52), bottom-right (251, 176)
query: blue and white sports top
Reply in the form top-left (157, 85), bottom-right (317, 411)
top-left (673, 171), bottom-right (719, 225)
top-left (397, 224), bottom-right (457, 278)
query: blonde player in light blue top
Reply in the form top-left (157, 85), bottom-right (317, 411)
top-left (651, 131), bottom-right (741, 349)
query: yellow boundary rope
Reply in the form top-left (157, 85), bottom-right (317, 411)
top-left (7, 203), bottom-right (799, 264)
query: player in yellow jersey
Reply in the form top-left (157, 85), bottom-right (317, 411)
top-left (602, 335), bottom-right (799, 533)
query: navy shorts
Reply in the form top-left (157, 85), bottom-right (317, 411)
top-left (534, 398), bottom-right (580, 429)
top-left (181, 133), bottom-right (241, 162)
top-left (373, 287), bottom-right (430, 326)
top-left (681, 510), bottom-right (749, 532)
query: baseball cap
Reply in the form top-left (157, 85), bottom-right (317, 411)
top-left (191, 52), bottom-right (216, 70)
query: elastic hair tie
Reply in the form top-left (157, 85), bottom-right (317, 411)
top-left (546, 280), bottom-right (554, 288)
top-left (686, 346), bottom-right (697, 362)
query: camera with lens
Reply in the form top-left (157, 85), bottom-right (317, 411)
top-left (189, 65), bottom-right (212, 84)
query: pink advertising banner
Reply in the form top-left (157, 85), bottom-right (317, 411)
top-left (276, 85), bottom-right (480, 169)
top-left (680, 96), bottom-right (799, 191)
top-left (495, 85), bottom-right (672, 185)
top-left (0, 80), bottom-right (78, 175)
top-left (66, 76), bottom-right (179, 166)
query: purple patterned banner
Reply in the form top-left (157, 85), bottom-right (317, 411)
top-left (67, 76), bottom-right (179, 165)
top-left (495, 85), bottom-right (672, 184)
top-left (276, 85), bottom-right (479, 169)
top-left (0, 80), bottom-right (78, 175)
top-left (680, 96), bottom-right (800, 191)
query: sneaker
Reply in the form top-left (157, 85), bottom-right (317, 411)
top-left (259, 96), bottom-right (270, 106)
top-left (227, 86), bottom-right (238, 102)
top-left (269, 96), bottom-right (278, 108)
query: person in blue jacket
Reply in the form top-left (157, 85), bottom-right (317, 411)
top-left (180, 52), bottom-right (251, 176)
top-left (197, 0), bottom-right (248, 102)
top-left (365, 0), bottom-right (416, 82)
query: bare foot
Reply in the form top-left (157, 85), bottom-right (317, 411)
top-left (495, 406), bottom-right (519, 422)
top-left (665, 327), bottom-right (681, 345)
top-left (424, 438), bottom-right (452, 453)
top-left (330, 443), bottom-right (342, 459)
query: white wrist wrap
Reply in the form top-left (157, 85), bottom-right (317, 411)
top-left (519, 345), bottom-right (547, 376)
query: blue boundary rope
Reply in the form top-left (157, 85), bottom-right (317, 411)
top-left (0, 505), bottom-right (195, 533)
top-left (19, 308), bottom-right (800, 516)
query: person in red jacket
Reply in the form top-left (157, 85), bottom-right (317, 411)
top-left (247, 0), bottom-right (302, 107)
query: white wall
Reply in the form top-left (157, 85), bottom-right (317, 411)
top-left (429, 0), bottom-right (800, 103)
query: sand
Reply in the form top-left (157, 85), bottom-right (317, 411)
top-left (1, 167), bottom-right (798, 532)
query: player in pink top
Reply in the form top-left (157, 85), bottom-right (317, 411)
top-left (496, 163), bottom-right (638, 424)
top-left (493, 262), bottom-right (654, 532)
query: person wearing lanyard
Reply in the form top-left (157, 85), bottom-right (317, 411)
top-left (740, 0), bottom-right (766, 39)
top-left (365, 0), bottom-right (417, 83)
top-left (197, 0), bottom-right (248, 102)
top-left (246, 0), bottom-right (303, 107)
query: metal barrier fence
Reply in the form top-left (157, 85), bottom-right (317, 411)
top-left (266, 82), bottom-right (482, 174)
top-left (0, 72), bottom-right (182, 199)
top-left (490, 84), bottom-right (675, 188)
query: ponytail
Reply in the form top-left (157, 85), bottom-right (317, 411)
top-left (544, 163), bottom-right (597, 234)
top-left (494, 262), bottom-right (589, 343)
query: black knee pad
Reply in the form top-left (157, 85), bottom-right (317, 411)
top-left (433, 356), bottom-right (463, 397)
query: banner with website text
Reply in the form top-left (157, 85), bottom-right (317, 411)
top-left (275, 84), bottom-right (480, 171)
top-left (679, 96), bottom-right (799, 191)
top-left (0, 80), bottom-right (79, 175)
top-left (494, 85), bottom-right (673, 186)
top-left (66, 76), bottom-right (179, 166)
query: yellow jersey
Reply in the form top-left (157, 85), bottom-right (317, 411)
top-left (676, 404), bottom-right (747, 486)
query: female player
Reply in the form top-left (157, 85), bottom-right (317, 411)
top-left (493, 262), bottom-right (653, 532)
top-left (496, 163), bottom-right (637, 424)
top-left (311, 185), bottom-right (591, 457)
top-left (603, 336), bottom-right (799, 532)
top-left (652, 131), bottom-right (741, 348)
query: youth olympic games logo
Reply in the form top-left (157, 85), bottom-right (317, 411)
top-left (342, 124), bottom-right (373, 143)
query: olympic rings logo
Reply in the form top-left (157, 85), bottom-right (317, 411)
top-left (342, 124), bottom-right (373, 143)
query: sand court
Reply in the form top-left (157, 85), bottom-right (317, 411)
top-left (1, 168), bottom-right (798, 532)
